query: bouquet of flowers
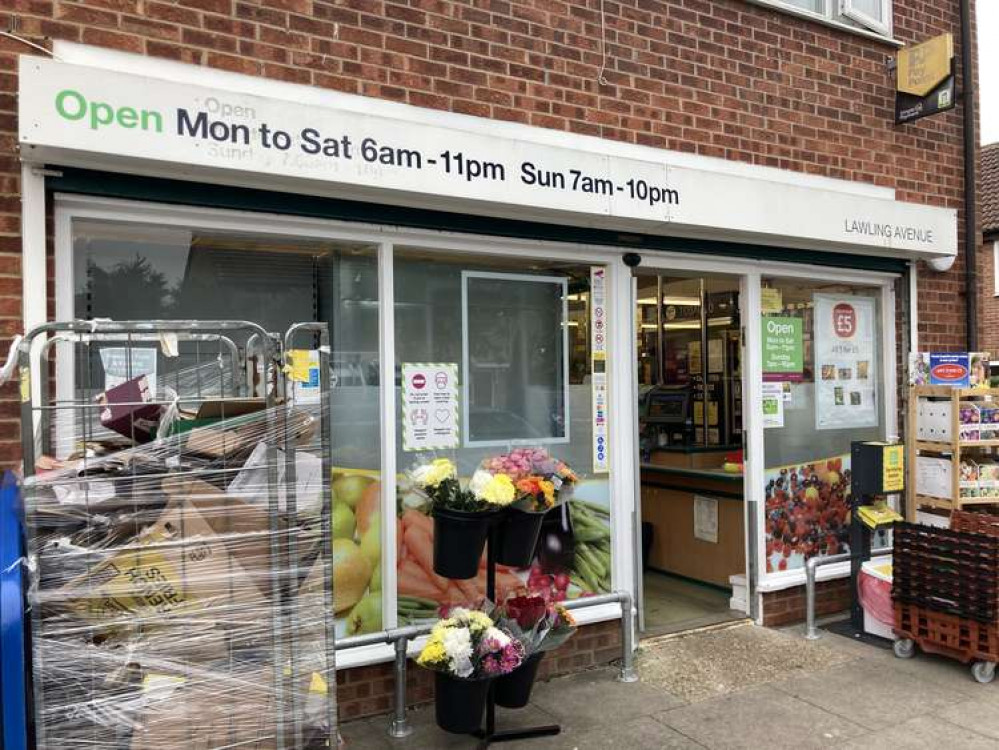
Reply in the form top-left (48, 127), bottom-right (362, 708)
top-left (495, 593), bottom-right (577, 655)
top-left (410, 457), bottom-right (516, 512)
top-left (481, 448), bottom-right (578, 513)
top-left (417, 607), bottom-right (524, 678)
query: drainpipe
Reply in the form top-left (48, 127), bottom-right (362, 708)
top-left (961, 0), bottom-right (978, 350)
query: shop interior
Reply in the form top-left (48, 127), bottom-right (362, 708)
top-left (636, 271), bottom-right (747, 636)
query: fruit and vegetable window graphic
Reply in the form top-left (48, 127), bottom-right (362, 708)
top-left (330, 450), bottom-right (612, 635)
top-left (394, 449), bottom-right (612, 627)
top-left (764, 455), bottom-right (853, 573)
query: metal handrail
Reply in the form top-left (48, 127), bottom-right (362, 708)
top-left (334, 591), bottom-right (638, 738)
top-left (804, 548), bottom-right (890, 640)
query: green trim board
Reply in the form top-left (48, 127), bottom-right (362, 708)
top-left (48, 168), bottom-right (909, 274)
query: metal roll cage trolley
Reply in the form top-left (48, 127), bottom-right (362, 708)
top-left (6, 319), bottom-right (337, 750)
top-left (1, 318), bottom-right (639, 750)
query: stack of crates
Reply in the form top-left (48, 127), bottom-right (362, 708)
top-left (892, 517), bottom-right (999, 677)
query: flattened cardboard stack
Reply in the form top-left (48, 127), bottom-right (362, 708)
top-left (25, 403), bottom-right (335, 750)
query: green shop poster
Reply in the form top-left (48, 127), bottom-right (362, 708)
top-left (761, 316), bottom-right (803, 380)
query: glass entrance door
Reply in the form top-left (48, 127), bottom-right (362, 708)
top-left (634, 269), bottom-right (749, 637)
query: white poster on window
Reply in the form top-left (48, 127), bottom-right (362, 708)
top-left (762, 382), bottom-right (785, 428)
top-left (100, 347), bottom-right (157, 393)
top-left (402, 363), bottom-right (459, 451)
top-left (814, 293), bottom-right (878, 430)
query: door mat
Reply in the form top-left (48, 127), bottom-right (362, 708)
top-left (639, 621), bottom-right (853, 702)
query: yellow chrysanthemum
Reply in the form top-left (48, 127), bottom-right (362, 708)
top-left (417, 636), bottom-right (447, 667)
top-left (481, 473), bottom-right (516, 506)
top-left (466, 611), bottom-right (494, 633)
top-left (423, 458), bottom-right (456, 488)
top-left (539, 480), bottom-right (556, 507)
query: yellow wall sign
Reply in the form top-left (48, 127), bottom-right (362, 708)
top-left (882, 443), bottom-right (905, 493)
top-left (897, 34), bottom-right (953, 97)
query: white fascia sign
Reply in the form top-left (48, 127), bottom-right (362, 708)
top-left (18, 56), bottom-right (956, 262)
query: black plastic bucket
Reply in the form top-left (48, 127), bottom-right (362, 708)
top-left (434, 671), bottom-right (493, 733)
top-left (495, 507), bottom-right (546, 567)
top-left (494, 652), bottom-right (544, 709)
top-left (432, 507), bottom-right (498, 579)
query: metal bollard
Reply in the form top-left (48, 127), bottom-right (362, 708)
top-left (387, 637), bottom-right (413, 738)
top-left (617, 591), bottom-right (639, 683)
top-left (805, 548), bottom-right (890, 640)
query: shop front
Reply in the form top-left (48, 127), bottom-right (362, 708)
top-left (16, 45), bottom-right (956, 675)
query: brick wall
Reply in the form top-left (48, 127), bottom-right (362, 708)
top-left (0, 0), bottom-right (978, 720)
top-left (338, 619), bottom-right (622, 721)
top-left (761, 578), bottom-right (851, 627)
top-left (980, 237), bottom-right (998, 356)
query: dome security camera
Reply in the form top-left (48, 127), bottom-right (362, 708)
top-left (622, 253), bottom-right (642, 268)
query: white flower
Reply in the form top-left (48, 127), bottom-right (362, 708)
top-left (468, 469), bottom-right (493, 497)
top-left (441, 627), bottom-right (474, 678)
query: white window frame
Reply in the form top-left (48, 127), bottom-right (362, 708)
top-left (742, 0), bottom-right (896, 44)
top-left (50, 195), bottom-right (901, 639)
top-left (53, 194), bottom-right (634, 668)
top-left (460, 270), bottom-right (571, 448)
top-left (840, 0), bottom-right (892, 38)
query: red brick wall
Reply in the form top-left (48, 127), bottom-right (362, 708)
top-left (0, 1), bottom-right (978, 722)
top-left (980, 237), bottom-right (999, 356)
top-left (338, 619), bottom-right (622, 721)
top-left (0, 1), bottom-right (978, 380)
top-left (762, 578), bottom-right (851, 627)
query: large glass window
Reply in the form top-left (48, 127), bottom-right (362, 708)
top-left (70, 219), bottom-right (384, 636)
top-left (760, 279), bottom-right (885, 574)
top-left (394, 249), bottom-right (612, 624)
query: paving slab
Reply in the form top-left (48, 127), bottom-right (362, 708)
top-left (502, 715), bottom-right (708, 750)
top-left (528, 667), bottom-right (686, 731)
top-left (835, 715), bottom-right (999, 749)
top-left (773, 661), bottom-right (966, 731)
top-left (655, 684), bottom-right (868, 750)
top-left (934, 696), bottom-right (999, 740)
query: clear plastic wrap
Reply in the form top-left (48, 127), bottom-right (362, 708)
top-left (23, 398), bottom-right (336, 750)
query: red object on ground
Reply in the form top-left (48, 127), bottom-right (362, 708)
top-left (858, 568), bottom-right (893, 627)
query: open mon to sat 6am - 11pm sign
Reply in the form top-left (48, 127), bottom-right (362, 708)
top-left (18, 55), bottom-right (957, 261)
top-left (761, 317), bottom-right (803, 382)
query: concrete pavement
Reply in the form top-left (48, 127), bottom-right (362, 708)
top-left (341, 620), bottom-right (999, 749)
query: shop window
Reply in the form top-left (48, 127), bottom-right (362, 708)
top-left (70, 218), bottom-right (384, 635)
top-left (760, 279), bottom-right (885, 575)
top-left (462, 271), bottom-right (569, 446)
top-left (394, 250), bottom-right (612, 623)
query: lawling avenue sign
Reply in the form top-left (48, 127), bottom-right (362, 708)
top-left (19, 56), bottom-right (956, 263)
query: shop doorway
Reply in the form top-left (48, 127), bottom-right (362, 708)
top-left (634, 269), bottom-right (749, 637)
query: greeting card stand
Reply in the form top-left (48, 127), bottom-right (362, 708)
top-left (472, 522), bottom-right (560, 748)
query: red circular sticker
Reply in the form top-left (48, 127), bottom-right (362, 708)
top-left (832, 303), bottom-right (856, 338)
top-left (931, 363), bottom-right (968, 382)
top-left (411, 373), bottom-right (426, 389)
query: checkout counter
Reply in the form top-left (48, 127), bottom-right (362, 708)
top-left (639, 385), bottom-right (745, 588)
